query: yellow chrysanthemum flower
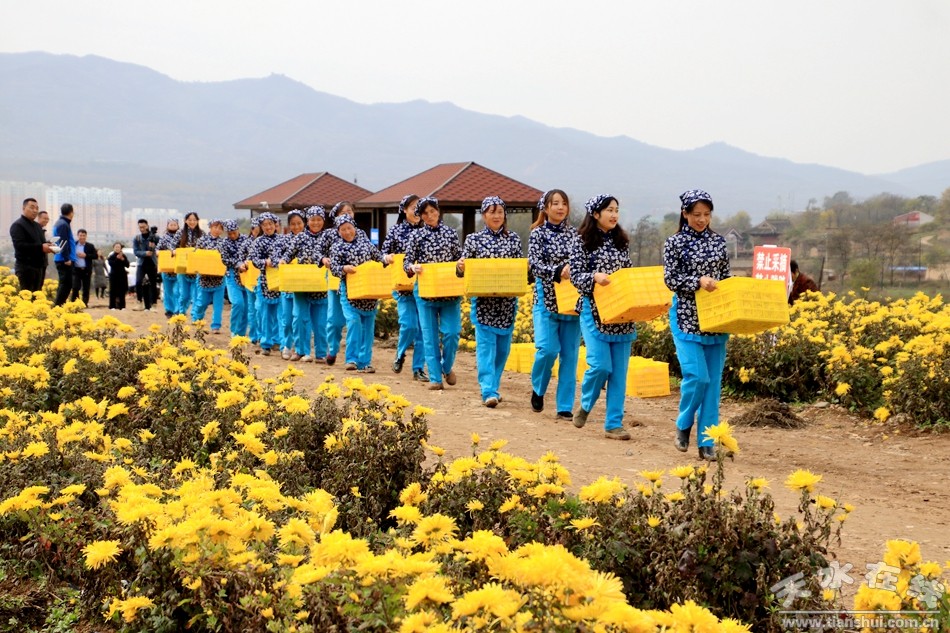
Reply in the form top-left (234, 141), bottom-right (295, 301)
top-left (785, 469), bottom-right (822, 493)
top-left (83, 539), bottom-right (122, 569)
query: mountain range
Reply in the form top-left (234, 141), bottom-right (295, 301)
top-left (1, 52), bottom-right (947, 221)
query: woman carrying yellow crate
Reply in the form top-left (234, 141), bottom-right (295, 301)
top-left (243, 218), bottom-right (262, 344)
top-left (381, 194), bottom-right (428, 382)
top-left (403, 197), bottom-right (462, 390)
top-left (662, 189), bottom-right (730, 461)
top-left (458, 196), bottom-right (523, 408)
top-left (277, 210), bottom-right (306, 359)
top-left (280, 206), bottom-right (328, 363)
top-left (528, 189), bottom-right (581, 420)
top-left (221, 219), bottom-right (250, 337)
top-left (569, 194), bottom-right (636, 441)
top-left (191, 219), bottom-right (227, 333)
top-left (329, 215), bottom-right (385, 373)
top-left (248, 212), bottom-right (283, 355)
top-left (176, 212), bottom-right (203, 316)
top-left (157, 218), bottom-right (181, 317)
top-left (320, 202), bottom-right (365, 365)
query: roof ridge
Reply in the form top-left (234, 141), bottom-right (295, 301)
top-left (428, 161), bottom-right (472, 196)
top-left (284, 172), bottom-right (326, 205)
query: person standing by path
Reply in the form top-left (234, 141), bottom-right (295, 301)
top-left (133, 219), bottom-right (160, 311)
top-left (52, 203), bottom-right (79, 306)
top-left (106, 242), bottom-right (130, 310)
top-left (70, 229), bottom-right (97, 305)
top-left (9, 197), bottom-right (53, 294)
top-left (662, 189), bottom-right (730, 461)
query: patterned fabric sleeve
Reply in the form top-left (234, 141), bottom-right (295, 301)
top-left (569, 241), bottom-right (596, 297)
top-left (663, 233), bottom-right (700, 294)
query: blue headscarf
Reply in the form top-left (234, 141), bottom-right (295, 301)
top-left (305, 205), bottom-right (326, 219)
top-left (223, 219), bottom-right (238, 232)
top-left (258, 212), bottom-right (279, 225)
top-left (585, 194), bottom-right (616, 216)
top-left (679, 189), bottom-right (714, 211)
top-left (480, 196), bottom-right (506, 215)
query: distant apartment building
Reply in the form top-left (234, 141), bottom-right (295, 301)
top-left (45, 186), bottom-right (123, 240)
top-left (125, 208), bottom-right (182, 235)
top-left (0, 180), bottom-right (48, 230)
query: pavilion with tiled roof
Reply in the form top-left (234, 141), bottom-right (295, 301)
top-left (357, 162), bottom-right (544, 243)
top-left (233, 172), bottom-right (372, 222)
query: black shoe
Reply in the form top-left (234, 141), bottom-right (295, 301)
top-left (556, 411), bottom-right (573, 421)
top-left (326, 355), bottom-right (336, 366)
top-left (392, 354), bottom-right (405, 373)
top-left (164, 310), bottom-right (173, 317)
top-left (531, 391), bottom-right (544, 413)
top-left (698, 446), bottom-right (717, 461)
top-left (413, 369), bottom-right (428, 382)
top-left (675, 428), bottom-right (690, 452)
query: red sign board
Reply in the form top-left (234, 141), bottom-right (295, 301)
top-left (752, 245), bottom-right (792, 294)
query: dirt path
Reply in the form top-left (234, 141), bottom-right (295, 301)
top-left (89, 303), bottom-right (950, 575)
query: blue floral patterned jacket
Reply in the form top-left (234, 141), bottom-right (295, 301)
top-left (569, 229), bottom-right (637, 336)
top-left (529, 221), bottom-right (580, 316)
top-left (462, 227), bottom-right (523, 330)
top-left (662, 226), bottom-right (730, 338)
top-left (248, 232), bottom-right (283, 300)
top-left (330, 233), bottom-right (384, 312)
top-left (195, 234), bottom-right (226, 289)
top-left (403, 222), bottom-right (461, 303)
top-left (381, 221), bottom-right (423, 297)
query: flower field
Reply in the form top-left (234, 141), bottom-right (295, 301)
top-left (1, 270), bottom-right (949, 632)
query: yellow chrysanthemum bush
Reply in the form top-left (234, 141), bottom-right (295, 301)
top-left (459, 294), bottom-right (535, 351)
top-left (852, 539), bottom-right (949, 632)
top-left (704, 290), bottom-right (949, 426)
top-left (411, 424), bottom-right (848, 632)
top-left (372, 297), bottom-right (399, 340)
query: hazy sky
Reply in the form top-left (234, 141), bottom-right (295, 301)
top-left (4, 0), bottom-right (949, 174)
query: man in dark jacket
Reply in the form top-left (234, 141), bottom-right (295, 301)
top-left (9, 198), bottom-right (53, 293)
top-left (53, 203), bottom-right (79, 306)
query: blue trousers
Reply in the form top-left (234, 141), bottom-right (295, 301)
top-left (257, 290), bottom-right (280, 351)
top-left (247, 283), bottom-right (260, 343)
top-left (395, 292), bottom-right (426, 372)
top-left (162, 273), bottom-right (179, 315)
top-left (673, 337), bottom-right (727, 448)
top-left (414, 288), bottom-right (461, 384)
top-left (279, 293), bottom-right (295, 351)
top-left (531, 304), bottom-right (581, 413)
top-left (177, 274), bottom-right (197, 315)
top-left (579, 300), bottom-right (634, 431)
top-left (340, 285), bottom-right (377, 369)
top-left (326, 289), bottom-right (346, 357)
top-left (293, 294), bottom-right (328, 358)
top-left (224, 271), bottom-right (248, 336)
top-left (474, 321), bottom-right (512, 401)
top-left (192, 284), bottom-right (225, 330)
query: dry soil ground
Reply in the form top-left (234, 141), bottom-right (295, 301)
top-left (87, 301), bottom-right (950, 578)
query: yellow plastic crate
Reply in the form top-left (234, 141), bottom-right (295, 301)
top-left (418, 262), bottom-right (465, 299)
top-left (390, 254), bottom-right (415, 292)
top-left (504, 342), bottom-right (536, 373)
top-left (174, 247), bottom-right (195, 274)
top-left (696, 276), bottom-right (790, 334)
top-left (186, 249), bottom-right (225, 276)
top-left (327, 272), bottom-right (341, 292)
top-left (626, 357), bottom-right (671, 398)
top-left (576, 346), bottom-right (589, 380)
top-left (346, 261), bottom-right (392, 300)
top-left (240, 262), bottom-right (260, 290)
top-left (265, 266), bottom-right (281, 291)
top-left (280, 263), bottom-right (328, 292)
top-left (464, 258), bottom-right (528, 297)
top-left (593, 266), bottom-right (672, 324)
top-left (158, 250), bottom-right (175, 273)
top-left (554, 280), bottom-right (580, 315)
